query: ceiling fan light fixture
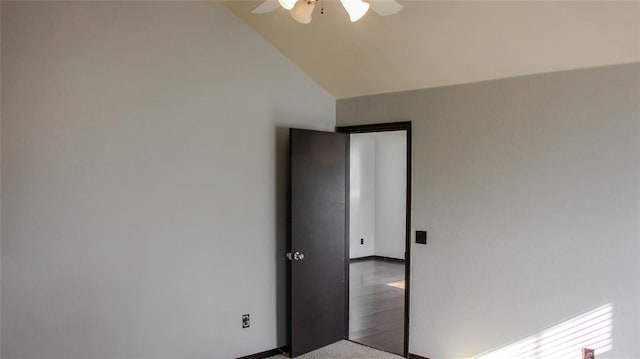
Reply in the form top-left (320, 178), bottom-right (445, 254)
top-left (340, 0), bottom-right (370, 22)
top-left (291, 0), bottom-right (315, 24)
top-left (278, 0), bottom-right (298, 11)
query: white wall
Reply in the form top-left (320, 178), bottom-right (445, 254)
top-left (349, 132), bottom-right (406, 260)
top-left (372, 131), bottom-right (406, 260)
top-left (0, 2), bottom-right (335, 359)
top-left (349, 134), bottom-right (375, 259)
top-left (337, 63), bottom-right (640, 359)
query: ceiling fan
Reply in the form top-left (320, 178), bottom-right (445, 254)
top-left (251, 0), bottom-right (403, 24)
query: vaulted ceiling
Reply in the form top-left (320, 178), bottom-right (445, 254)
top-left (225, 0), bottom-right (640, 99)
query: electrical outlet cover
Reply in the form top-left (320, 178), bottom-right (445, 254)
top-left (583, 348), bottom-right (595, 359)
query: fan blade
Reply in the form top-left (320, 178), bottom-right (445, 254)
top-left (368, 0), bottom-right (403, 16)
top-left (252, 0), bottom-right (280, 14)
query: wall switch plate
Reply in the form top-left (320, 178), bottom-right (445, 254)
top-left (583, 348), bottom-right (595, 359)
top-left (416, 230), bottom-right (427, 245)
top-left (242, 314), bottom-right (250, 328)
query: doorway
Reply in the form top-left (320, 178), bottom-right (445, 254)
top-left (286, 122), bottom-right (411, 358)
top-left (337, 122), bottom-right (411, 357)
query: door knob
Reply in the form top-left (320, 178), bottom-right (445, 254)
top-left (286, 251), bottom-right (305, 261)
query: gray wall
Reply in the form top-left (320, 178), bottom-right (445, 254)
top-left (0, 2), bottom-right (2, 348)
top-left (337, 63), bottom-right (640, 359)
top-left (1, 2), bottom-right (334, 358)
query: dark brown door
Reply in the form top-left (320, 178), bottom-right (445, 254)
top-left (288, 129), bottom-right (348, 357)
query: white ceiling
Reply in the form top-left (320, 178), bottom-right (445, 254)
top-left (225, 0), bottom-right (640, 99)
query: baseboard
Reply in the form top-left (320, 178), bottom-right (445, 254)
top-left (408, 353), bottom-right (431, 359)
top-left (373, 255), bottom-right (405, 263)
top-left (349, 255), bottom-right (376, 262)
top-left (350, 255), bottom-right (405, 263)
top-left (236, 347), bottom-right (285, 359)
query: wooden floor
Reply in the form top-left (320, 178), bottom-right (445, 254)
top-left (349, 259), bottom-right (405, 356)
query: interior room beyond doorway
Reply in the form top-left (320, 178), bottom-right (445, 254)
top-left (348, 130), bottom-right (407, 356)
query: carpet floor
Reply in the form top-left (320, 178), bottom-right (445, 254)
top-left (267, 340), bottom-right (403, 359)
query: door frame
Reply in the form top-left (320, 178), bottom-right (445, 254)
top-left (336, 121), bottom-right (412, 357)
